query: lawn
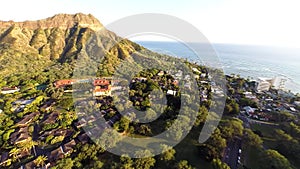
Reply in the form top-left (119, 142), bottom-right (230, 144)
top-left (174, 137), bottom-right (212, 169)
top-left (250, 123), bottom-right (279, 138)
top-left (250, 123), bottom-right (280, 149)
top-left (250, 123), bottom-right (300, 169)
top-left (243, 145), bottom-right (261, 169)
top-left (121, 130), bottom-right (212, 168)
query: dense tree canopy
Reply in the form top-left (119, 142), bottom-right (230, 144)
top-left (258, 149), bottom-right (292, 169)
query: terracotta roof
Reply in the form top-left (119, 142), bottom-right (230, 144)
top-left (63, 139), bottom-right (76, 154)
top-left (17, 112), bottom-right (39, 126)
top-left (47, 146), bottom-right (64, 162)
top-left (93, 79), bottom-right (110, 86)
top-left (40, 128), bottom-right (73, 140)
top-left (42, 112), bottom-right (59, 124)
top-left (55, 79), bottom-right (111, 88)
top-left (10, 127), bottom-right (30, 145)
top-left (54, 79), bottom-right (76, 88)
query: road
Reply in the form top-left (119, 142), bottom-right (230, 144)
top-left (223, 114), bottom-right (278, 169)
top-left (223, 138), bottom-right (242, 169)
top-left (222, 114), bottom-right (248, 169)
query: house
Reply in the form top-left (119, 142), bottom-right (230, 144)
top-left (192, 67), bottom-right (201, 73)
top-left (184, 75), bottom-right (191, 80)
top-left (211, 86), bottom-right (224, 96)
top-left (75, 118), bottom-right (87, 128)
top-left (243, 92), bottom-right (257, 99)
top-left (42, 112), bottom-right (59, 124)
top-left (13, 99), bottom-right (35, 106)
top-left (0, 109), bottom-right (2, 114)
top-left (63, 139), bottom-right (76, 155)
top-left (200, 81), bottom-right (208, 84)
top-left (175, 70), bottom-right (183, 77)
top-left (92, 79), bottom-right (112, 96)
top-left (93, 79), bottom-right (110, 86)
top-left (16, 112), bottom-right (40, 127)
top-left (135, 77), bottom-right (147, 82)
top-left (47, 146), bottom-right (65, 162)
top-left (256, 77), bottom-right (275, 92)
top-left (265, 98), bottom-right (274, 102)
top-left (0, 87), bottom-right (20, 94)
top-left (167, 90), bottom-right (177, 96)
top-left (86, 115), bottom-right (97, 123)
top-left (172, 80), bottom-right (179, 86)
top-left (40, 128), bottom-right (73, 140)
top-left (111, 86), bottom-right (122, 91)
top-left (17, 150), bottom-right (31, 161)
top-left (157, 70), bottom-right (165, 76)
top-left (200, 73), bottom-right (207, 78)
top-left (184, 82), bottom-right (191, 89)
top-left (10, 127), bottom-right (30, 145)
top-left (243, 106), bottom-right (256, 116)
top-left (282, 103), bottom-right (297, 112)
top-left (93, 85), bottom-right (111, 96)
top-left (54, 79), bottom-right (76, 88)
top-left (40, 100), bottom-right (56, 112)
top-left (294, 101), bottom-right (300, 107)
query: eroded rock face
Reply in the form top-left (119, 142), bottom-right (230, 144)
top-left (0, 13), bottom-right (103, 31)
top-left (0, 13), bottom-right (143, 79)
top-left (0, 13), bottom-right (103, 60)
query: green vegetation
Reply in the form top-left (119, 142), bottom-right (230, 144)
top-left (0, 13), bottom-right (299, 169)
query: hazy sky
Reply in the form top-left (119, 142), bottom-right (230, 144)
top-left (1, 0), bottom-right (300, 48)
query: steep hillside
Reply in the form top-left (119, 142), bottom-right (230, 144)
top-left (0, 13), bottom-right (149, 80)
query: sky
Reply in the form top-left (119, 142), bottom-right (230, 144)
top-left (0, 0), bottom-right (300, 48)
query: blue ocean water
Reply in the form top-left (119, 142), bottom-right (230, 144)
top-left (135, 41), bottom-right (300, 94)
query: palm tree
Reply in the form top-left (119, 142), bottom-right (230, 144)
top-left (212, 158), bottom-right (230, 169)
top-left (9, 147), bottom-right (20, 162)
top-left (57, 112), bottom-right (64, 121)
top-left (18, 137), bottom-right (38, 154)
top-left (34, 155), bottom-right (48, 168)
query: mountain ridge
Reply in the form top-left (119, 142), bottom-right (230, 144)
top-left (0, 13), bottom-right (103, 31)
top-left (0, 13), bottom-right (147, 79)
top-left (0, 13), bottom-right (120, 61)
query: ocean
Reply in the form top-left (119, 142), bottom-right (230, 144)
top-left (135, 41), bottom-right (300, 94)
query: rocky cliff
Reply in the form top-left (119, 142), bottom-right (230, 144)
top-left (0, 13), bottom-right (102, 31)
top-left (0, 13), bottom-right (145, 78)
top-left (0, 13), bottom-right (142, 61)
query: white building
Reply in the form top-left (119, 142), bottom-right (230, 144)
top-left (243, 106), bottom-right (256, 115)
top-left (175, 70), bottom-right (183, 78)
top-left (157, 71), bottom-right (164, 76)
top-left (294, 101), bottom-right (300, 107)
top-left (192, 67), bottom-right (201, 73)
top-left (256, 78), bottom-right (275, 92)
top-left (1, 87), bottom-right (20, 94)
top-left (167, 90), bottom-right (177, 96)
top-left (243, 92), bottom-right (256, 99)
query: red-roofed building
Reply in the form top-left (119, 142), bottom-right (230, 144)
top-left (93, 79), bottom-right (110, 86)
top-left (93, 85), bottom-right (111, 96)
top-left (54, 79), bottom-right (112, 96)
top-left (93, 79), bottom-right (111, 96)
top-left (54, 79), bottom-right (76, 88)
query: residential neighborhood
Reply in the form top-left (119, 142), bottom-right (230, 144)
top-left (0, 65), bottom-right (299, 169)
